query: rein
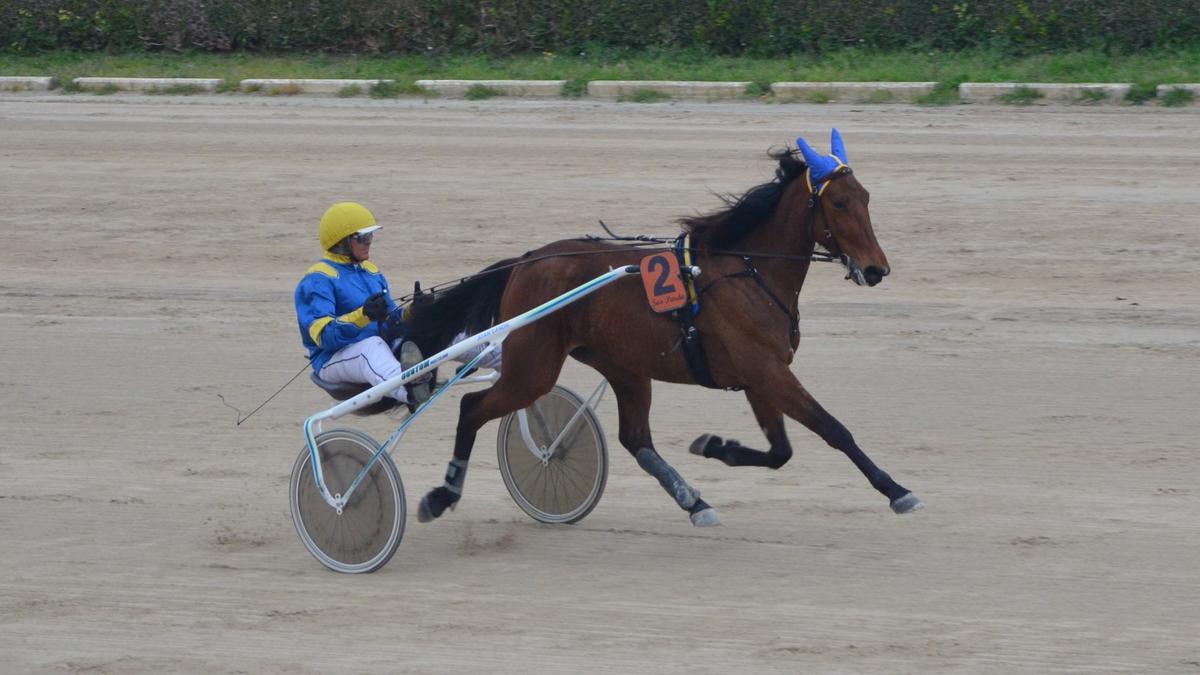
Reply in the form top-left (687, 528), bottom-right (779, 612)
top-left (595, 219), bottom-right (840, 264)
top-left (401, 166), bottom-right (851, 306)
top-left (396, 230), bottom-right (839, 306)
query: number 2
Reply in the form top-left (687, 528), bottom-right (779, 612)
top-left (648, 255), bottom-right (678, 296)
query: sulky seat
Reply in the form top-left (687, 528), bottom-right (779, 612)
top-left (310, 373), bottom-right (400, 416)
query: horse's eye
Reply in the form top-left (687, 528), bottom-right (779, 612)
top-left (833, 200), bottom-right (848, 211)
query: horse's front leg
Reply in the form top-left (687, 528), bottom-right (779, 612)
top-left (760, 368), bottom-right (924, 514)
top-left (607, 373), bottom-right (720, 527)
top-left (689, 390), bottom-right (793, 469)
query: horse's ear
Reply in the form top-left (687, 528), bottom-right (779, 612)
top-left (795, 135), bottom-right (821, 167)
top-left (830, 128), bottom-right (848, 164)
top-left (796, 134), bottom-right (839, 181)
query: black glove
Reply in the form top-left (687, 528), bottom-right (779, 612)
top-left (362, 291), bottom-right (389, 322)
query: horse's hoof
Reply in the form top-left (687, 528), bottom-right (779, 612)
top-left (890, 492), bottom-right (925, 514)
top-left (417, 487), bottom-right (459, 523)
top-left (689, 434), bottom-right (721, 457)
top-left (417, 495), bottom-right (436, 523)
top-left (690, 507), bottom-right (721, 527)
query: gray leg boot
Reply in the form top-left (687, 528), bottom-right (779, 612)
top-left (635, 448), bottom-right (720, 527)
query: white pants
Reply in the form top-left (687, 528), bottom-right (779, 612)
top-left (318, 334), bottom-right (502, 402)
top-left (318, 336), bottom-right (410, 402)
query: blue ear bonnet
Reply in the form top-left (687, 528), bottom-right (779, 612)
top-left (795, 128), bottom-right (849, 185)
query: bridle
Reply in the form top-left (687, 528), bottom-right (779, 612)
top-left (804, 163), bottom-right (867, 285)
top-left (804, 162), bottom-right (851, 254)
top-left (682, 163), bottom-right (863, 339)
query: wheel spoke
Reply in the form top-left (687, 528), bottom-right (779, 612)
top-left (551, 458), bottom-right (591, 506)
top-left (498, 387), bottom-right (608, 524)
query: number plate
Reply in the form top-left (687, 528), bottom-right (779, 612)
top-left (640, 253), bottom-right (687, 313)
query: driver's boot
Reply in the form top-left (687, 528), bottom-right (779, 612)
top-left (398, 341), bottom-right (432, 412)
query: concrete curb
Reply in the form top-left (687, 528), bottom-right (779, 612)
top-left (1157, 83), bottom-right (1199, 98)
top-left (771, 81), bottom-right (937, 103)
top-left (959, 82), bottom-right (1131, 104)
top-left (239, 79), bottom-right (393, 95)
top-left (0, 76), bottom-right (57, 91)
top-left (415, 79), bottom-right (567, 97)
top-left (3, 76), bottom-right (1196, 106)
top-left (587, 80), bottom-right (750, 100)
top-left (73, 77), bottom-right (224, 92)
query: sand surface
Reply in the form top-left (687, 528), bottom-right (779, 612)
top-left (1, 94), bottom-right (1197, 673)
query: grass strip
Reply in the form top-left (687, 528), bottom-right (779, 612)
top-left (3, 47), bottom-right (1199, 91)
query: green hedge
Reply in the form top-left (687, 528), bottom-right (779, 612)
top-left (3, 0), bottom-right (1198, 55)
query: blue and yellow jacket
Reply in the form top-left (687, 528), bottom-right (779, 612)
top-left (294, 253), bottom-right (398, 373)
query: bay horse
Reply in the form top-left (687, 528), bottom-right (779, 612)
top-left (405, 129), bottom-right (923, 526)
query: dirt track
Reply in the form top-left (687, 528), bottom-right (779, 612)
top-left (1, 94), bottom-right (1197, 673)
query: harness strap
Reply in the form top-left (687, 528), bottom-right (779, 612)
top-left (739, 258), bottom-right (800, 340)
top-left (675, 233), bottom-right (701, 317)
top-left (671, 233), bottom-right (730, 390)
top-left (695, 258), bottom-right (799, 340)
top-left (668, 234), bottom-right (804, 389)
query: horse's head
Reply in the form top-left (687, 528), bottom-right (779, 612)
top-left (796, 129), bottom-right (890, 287)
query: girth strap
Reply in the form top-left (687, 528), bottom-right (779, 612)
top-left (670, 237), bottom-right (798, 390)
top-left (672, 234), bottom-right (737, 391)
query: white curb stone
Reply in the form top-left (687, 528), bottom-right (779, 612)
top-left (771, 81), bottom-right (937, 103)
top-left (587, 80), bottom-right (751, 100)
top-left (73, 77), bottom-right (224, 92)
top-left (959, 82), bottom-right (1130, 104)
top-left (0, 76), bottom-right (57, 91)
top-left (239, 79), bottom-right (393, 95)
top-left (415, 79), bottom-right (567, 97)
top-left (1157, 84), bottom-right (1199, 101)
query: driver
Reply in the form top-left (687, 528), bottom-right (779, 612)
top-left (294, 202), bottom-right (429, 410)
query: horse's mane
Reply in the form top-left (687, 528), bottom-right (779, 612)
top-left (680, 148), bottom-right (807, 249)
top-left (404, 257), bottom-right (517, 357)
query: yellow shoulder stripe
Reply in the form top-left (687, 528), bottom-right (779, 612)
top-left (361, 260), bottom-right (380, 274)
top-left (306, 262), bottom-right (339, 278)
top-left (308, 316), bottom-right (334, 346)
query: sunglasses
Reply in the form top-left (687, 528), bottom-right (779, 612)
top-left (352, 232), bottom-right (374, 245)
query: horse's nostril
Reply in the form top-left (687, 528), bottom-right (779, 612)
top-left (864, 266), bottom-right (886, 286)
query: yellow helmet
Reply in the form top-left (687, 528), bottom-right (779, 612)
top-left (318, 202), bottom-right (381, 251)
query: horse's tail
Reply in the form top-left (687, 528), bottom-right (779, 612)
top-left (404, 257), bottom-right (518, 357)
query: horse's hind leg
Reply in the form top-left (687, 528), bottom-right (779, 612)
top-left (690, 390), bottom-right (793, 469)
top-left (418, 337), bottom-right (566, 523)
top-left (605, 372), bottom-right (720, 527)
top-left (761, 368), bottom-right (924, 514)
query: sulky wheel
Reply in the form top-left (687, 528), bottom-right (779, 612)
top-left (290, 428), bottom-right (405, 573)
top-left (497, 385), bottom-right (608, 524)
